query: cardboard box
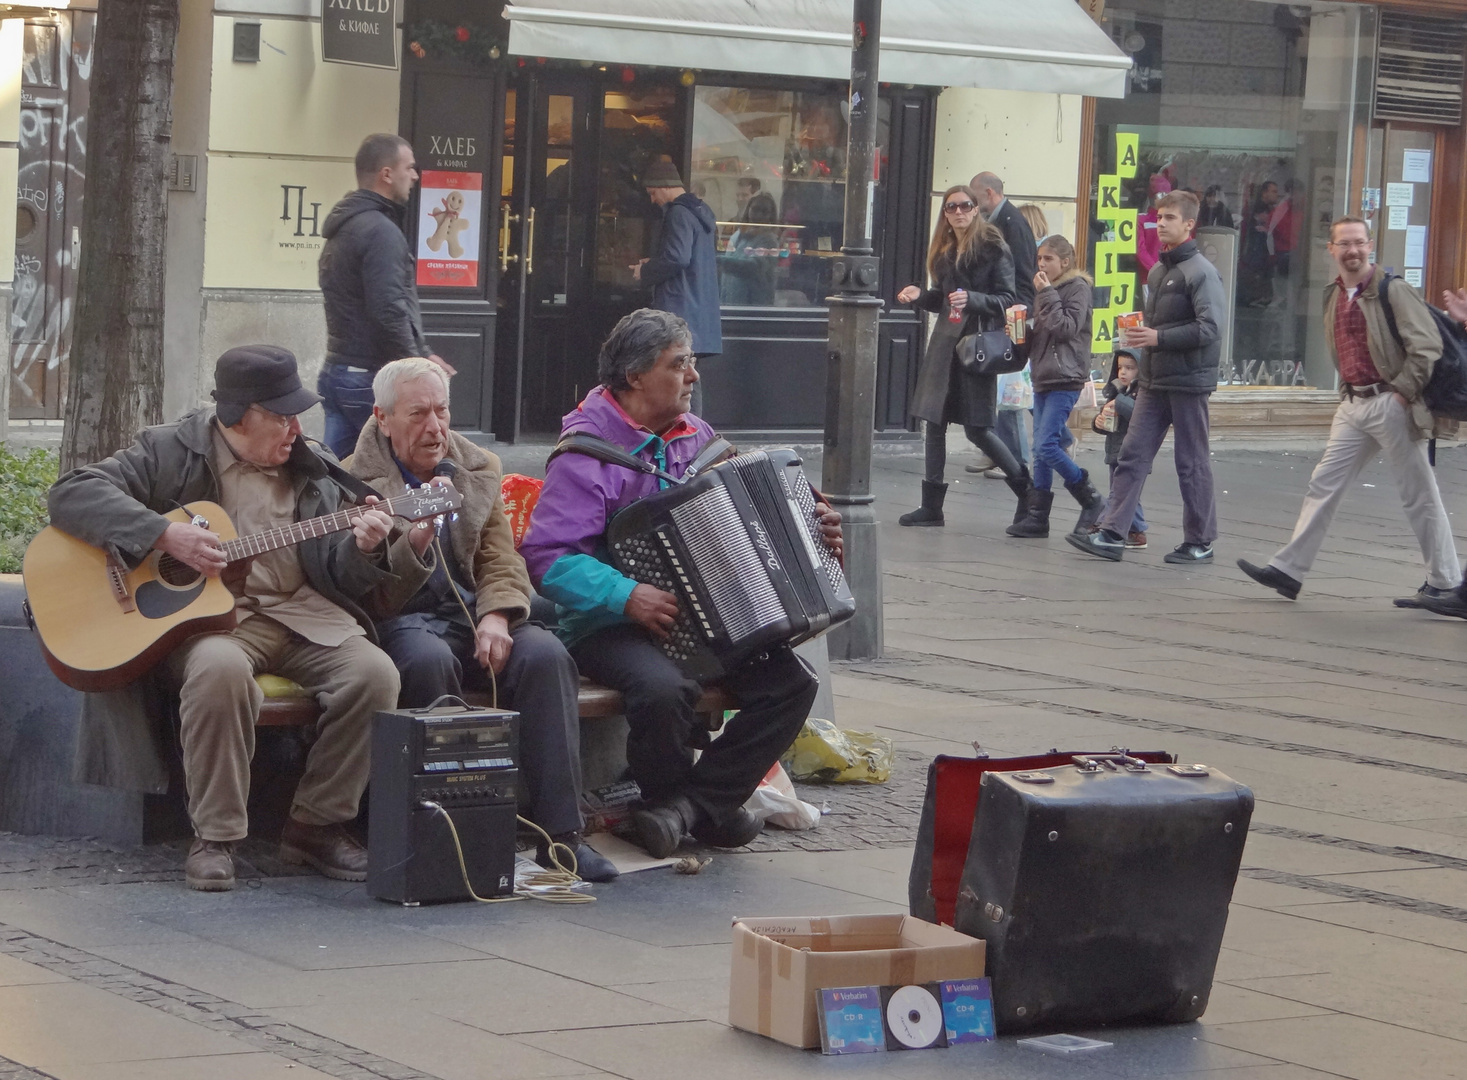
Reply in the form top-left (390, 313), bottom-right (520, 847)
top-left (729, 914), bottom-right (986, 1049)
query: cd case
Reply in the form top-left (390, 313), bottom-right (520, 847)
top-left (939, 977), bottom-right (997, 1044)
top-left (817, 986), bottom-right (885, 1054)
top-left (1018, 1033), bottom-right (1114, 1055)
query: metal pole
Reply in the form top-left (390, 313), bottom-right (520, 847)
top-left (822, 0), bottom-right (883, 661)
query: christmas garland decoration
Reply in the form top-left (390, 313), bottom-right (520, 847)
top-left (405, 21), bottom-right (502, 67)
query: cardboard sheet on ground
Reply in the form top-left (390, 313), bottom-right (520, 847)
top-left (585, 831), bottom-right (678, 873)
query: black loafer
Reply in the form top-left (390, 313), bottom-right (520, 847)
top-left (1164, 543), bottom-right (1214, 564)
top-left (1065, 529), bottom-right (1125, 561)
top-left (539, 833), bottom-right (620, 883)
top-left (1394, 583), bottom-right (1454, 609)
top-left (1418, 588), bottom-right (1467, 619)
top-left (1238, 559), bottom-right (1301, 600)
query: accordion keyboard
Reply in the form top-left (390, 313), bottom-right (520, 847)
top-left (609, 533), bottom-right (705, 663)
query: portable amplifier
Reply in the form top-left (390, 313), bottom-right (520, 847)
top-left (366, 703), bottom-right (520, 905)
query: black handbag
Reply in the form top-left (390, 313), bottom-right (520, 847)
top-left (957, 328), bottom-right (1028, 376)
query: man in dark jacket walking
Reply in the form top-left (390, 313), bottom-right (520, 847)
top-left (972, 171), bottom-right (1038, 477)
top-left (631, 161), bottom-right (721, 415)
top-left (318, 133), bottom-right (449, 457)
top-left (1068, 190), bottom-right (1224, 564)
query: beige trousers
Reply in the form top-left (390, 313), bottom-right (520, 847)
top-left (166, 615), bottom-right (400, 841)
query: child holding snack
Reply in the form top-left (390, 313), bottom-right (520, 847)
top-left (1095, 348), bottom-right (1148, 549)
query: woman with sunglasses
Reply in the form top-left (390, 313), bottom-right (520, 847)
top-left (897, 184), bottom-right (1030, 526)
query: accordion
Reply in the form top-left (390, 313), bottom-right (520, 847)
top-left (607, 449), bottom-right (855, 680)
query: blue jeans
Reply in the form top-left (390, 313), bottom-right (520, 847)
top-left (1032, 390), bottom-right (1084, 490)
top-left (318, 363), bottom-right (377, 459)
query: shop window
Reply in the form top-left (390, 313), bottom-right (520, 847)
top-left (595, 84), bottom-right (681, 296)
top-left (691, 86), bottom-right (889, 309)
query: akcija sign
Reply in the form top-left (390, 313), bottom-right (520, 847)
top-left (322, 0), bottom-right (398, 70)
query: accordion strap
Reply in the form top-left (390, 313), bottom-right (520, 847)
top-left (549, 433), bottom-right (733, 486)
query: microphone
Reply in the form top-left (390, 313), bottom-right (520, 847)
top-left (432, 459), bottom-right (458, 480)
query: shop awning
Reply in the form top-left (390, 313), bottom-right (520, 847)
top-left (503, 0), bottom-right (1132, 98)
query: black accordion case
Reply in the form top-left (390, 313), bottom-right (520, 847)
top-left (606, 448), bottom-right (854, 681)
top-left (950, 755), bottom-right (1253, 1033)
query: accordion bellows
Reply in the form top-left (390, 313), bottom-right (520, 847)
top-left (607, 449), bottom-right (855, 680)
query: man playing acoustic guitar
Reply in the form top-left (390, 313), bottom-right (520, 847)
top-left (47, 346), bottom-right (434, 891)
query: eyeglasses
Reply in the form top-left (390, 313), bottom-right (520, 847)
top-left (1329, 239), bottom-right (1370, 249)
top-left (944, 201), bottom-right (976, 214)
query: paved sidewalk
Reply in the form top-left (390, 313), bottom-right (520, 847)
top-left (3, 437), bottom-right (1467, 1079)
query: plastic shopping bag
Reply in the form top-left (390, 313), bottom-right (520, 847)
top-left (781, 717), bottom-right (893, 784)
top-left (743, 762), bottom-right (822, 830)
top-left (997, 365), bottom-right (1033, 411)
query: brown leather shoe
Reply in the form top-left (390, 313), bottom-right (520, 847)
top-left (185, 839), bottom-right (236, 892)
top-left (279, 819), bottom-right (368, 881)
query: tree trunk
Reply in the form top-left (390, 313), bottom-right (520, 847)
top-left (60, 0), bottom-right (180, 472)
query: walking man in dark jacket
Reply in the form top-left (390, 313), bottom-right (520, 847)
top-left (631, 161), bottom-right (721, 415)
top-left (1068, 190), bottom-right (1224, 563)
top-left (318, 133), bottom-right (450, 457)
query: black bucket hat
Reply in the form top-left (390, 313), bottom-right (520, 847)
top-left (211, 345), bottom-right (322, 426)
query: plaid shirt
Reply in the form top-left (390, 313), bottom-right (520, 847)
top-left (1334, 270), bottom-right (1384, 388)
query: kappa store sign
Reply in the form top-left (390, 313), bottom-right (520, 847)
top-left (417, 171), bottom-right (482, 288)
top-left (322, 0), bottom-right (398, 70)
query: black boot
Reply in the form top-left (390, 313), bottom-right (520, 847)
top-left (1005, 489), bottom-right (1053, 538)
top-left (631, 795), bottom-right (697, 859)
top-left (1003, 467), bottom-right (1035, 524)
top-left (1063, 469), bottom-right (1105, 535)
top-left (899, 480), bottom-right (947, 527)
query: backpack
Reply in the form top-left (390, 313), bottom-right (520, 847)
top-left (1376, 273), bottom-right (1467, 420)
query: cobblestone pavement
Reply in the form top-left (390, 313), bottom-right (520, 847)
top-left (3, 440), bottom-right (1467, 1079)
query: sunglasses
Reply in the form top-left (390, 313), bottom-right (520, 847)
top-left (944, 200), bottom-right (976, 214)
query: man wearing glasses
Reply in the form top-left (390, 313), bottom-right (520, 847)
top-left (1236, 216), bottom-right (1459, 606)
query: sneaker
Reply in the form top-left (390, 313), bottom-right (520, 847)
top-left (1125, 531), bottom-right (1148, 550)
top-left (1065, 528), bottom-right (1125, 561)
top-left (1163, 543), bottom-right (1214, 564)
top-left (964, 455), bottom-right (997, 474)
top-left (983, 466), bottom-right (1008, 479)
top-left (1237, 558), bottom-right (1301, 600)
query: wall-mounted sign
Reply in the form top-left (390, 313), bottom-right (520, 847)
top-left (322, 0), bottom-right (398, 70)
top-left (417, 170), bottom-right (482, 287)
top-left (1091, 132), bottom-right (1139, 353)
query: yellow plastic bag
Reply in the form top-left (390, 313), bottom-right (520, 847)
top-left (781, 717), bottom-right (893, 784)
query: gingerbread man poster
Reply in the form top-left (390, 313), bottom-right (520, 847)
top-left (417, 170), bottom-right (481, 287)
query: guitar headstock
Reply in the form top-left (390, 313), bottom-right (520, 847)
top-left (390, 487), bottom-right (465, 522)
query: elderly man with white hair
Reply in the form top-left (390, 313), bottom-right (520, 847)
top-left (348, 357), bottom-right (618, 883)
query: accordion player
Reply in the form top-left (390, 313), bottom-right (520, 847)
top-left (521, 309), bottom-right (842, 859)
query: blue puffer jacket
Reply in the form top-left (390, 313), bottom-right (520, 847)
top-left (519, 387), bottom-right (718, 646)
top-left (641, 193), bottom-right (723, 356)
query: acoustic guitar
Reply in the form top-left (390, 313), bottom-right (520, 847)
top-left (23, 487), bottom-right (461, 692)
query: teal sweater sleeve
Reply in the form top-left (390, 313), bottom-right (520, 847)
top-left (539, 551), bottom-right (638, 616)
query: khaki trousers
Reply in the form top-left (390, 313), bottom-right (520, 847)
top-left (1270, 392), bottom-right (1461, 589)
top-left (165, 615), bottom-right (399, 841)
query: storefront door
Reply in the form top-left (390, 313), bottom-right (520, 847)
top-left (1363, 124), bottom-right (1438, 292)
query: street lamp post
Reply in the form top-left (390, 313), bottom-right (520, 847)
top-left (822, 0), bottom-right (883, 661)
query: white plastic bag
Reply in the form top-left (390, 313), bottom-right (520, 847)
top-left (743, 761), bottom-right (821, 830)
top-left (997, 365), bottom-right (1033, 411)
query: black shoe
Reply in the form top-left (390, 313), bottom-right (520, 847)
top-left (1237, 559), bottom-right (1301, 600)
top-left (1393, 583), bottom-right (1455, 609)
top-left (1417, 587), bottom-right (1467, 619)
top-left (630, 796), bottom-right (696, 859)
top-left (1164, 543), bottom-right (1214, 564)
top-left (539, 832), bottom-right (619, 883)
top-left (1065, 528), bottom-right (1125, 561)
top-left (691, 806), bottom-right (764, 849)
top-left (898, 480), bottom-right (947, 527)
top-left (1005, 489), bottom-right (1053, 538)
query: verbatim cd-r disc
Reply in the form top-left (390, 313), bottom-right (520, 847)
top-left (883, 984), bottom-right (946, 1050)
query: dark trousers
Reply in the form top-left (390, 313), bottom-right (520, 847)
top-left (1099, 387), bottom-right (1216, 546)
top-left (571, 624), bottom-right (816, 824)
top-left (379, 619), bottom-right (584, 837)
top-left (924, 421), bottom-right (1022, 485)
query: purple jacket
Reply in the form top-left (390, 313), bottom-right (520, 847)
top-left (520, 386), bottom-right (717, 645)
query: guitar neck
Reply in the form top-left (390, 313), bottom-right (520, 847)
top-left (221, 495), bottom-right (406, 562)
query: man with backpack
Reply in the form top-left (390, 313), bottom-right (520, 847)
top-left (1237, 216), bottom-right (1460, 607)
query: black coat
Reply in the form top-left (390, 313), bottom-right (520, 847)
top-left (989, 200), bottom-right (1038, 307)
top-left (1140, 240), bottom-right (1225, 393)
top-left (641, 193), bottom-right (723, 355)
top-left (909, 234), bottom-right (1017, 426)
top-left (318, 189), bottom-right (432, 370)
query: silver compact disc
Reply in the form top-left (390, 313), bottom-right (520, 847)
top-left (885, 984), bottom-right (944, 1049)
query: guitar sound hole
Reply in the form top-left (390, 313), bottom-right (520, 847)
top-left (157, 554), bottom-right (201, 587)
